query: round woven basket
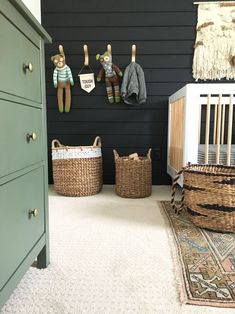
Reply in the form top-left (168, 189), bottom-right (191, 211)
top-left (114, 149), bottom-right (152, 198)
top-left (172, 164), bottom-right (235, 233)
top-left (52, 136), bottom-right (102, 197)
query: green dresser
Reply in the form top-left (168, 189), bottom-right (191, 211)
top-left (0, 0), bottom-right (51, 309)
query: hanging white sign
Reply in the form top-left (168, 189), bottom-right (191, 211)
top-left (78, 73), bottom-right (95, 93)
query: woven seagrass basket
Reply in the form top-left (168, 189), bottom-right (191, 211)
top-left (52, 136), bottom-right (102, 197)
top-left (114, 149), bottom-right (152, 198)
top-left (171, 164), bottom-right (235, 233)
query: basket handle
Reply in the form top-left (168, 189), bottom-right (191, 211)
top-left (113, 149), bottom-right (119, 160)
top-left (147, 148), bottom-right (152, 160)
top-left (93, 136), bottom-right (102, 147)
top-left (171, 167), bottom-right (185, 215)
top-left (52, 139), bottom-right (63, 149)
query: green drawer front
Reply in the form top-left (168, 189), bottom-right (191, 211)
top-left (0, 167), bottom-right (45, 290)
top-left (0, 13), bottom-right (41, 105)
top-left (0, 99), bottom-right (44, 178)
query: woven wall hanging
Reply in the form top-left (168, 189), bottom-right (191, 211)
top-left (193, 2), bottom-right (235, 80)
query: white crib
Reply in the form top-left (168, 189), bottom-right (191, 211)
top-left (167, 83), bottom-right (235, 185)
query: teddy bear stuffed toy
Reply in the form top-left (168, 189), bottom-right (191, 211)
top-left (51, 45), bottom-right (74, 113)
top-left (96, 51), bottom-right (122, 103)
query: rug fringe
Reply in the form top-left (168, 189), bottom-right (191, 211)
top-left (158, 201), bottom-right (188, 306)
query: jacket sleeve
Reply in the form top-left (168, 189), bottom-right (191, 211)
top-left (112, 64), bottom-right (123, 76)
top-left (121, 68), bottom-right (128, 98)
top-left (137, 66), bottom-right (147, 104)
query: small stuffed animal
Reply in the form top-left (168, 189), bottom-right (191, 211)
top-left (96, 51), bottom-right (122, 103)
top-left (51, 45), bottom-right (74, 113)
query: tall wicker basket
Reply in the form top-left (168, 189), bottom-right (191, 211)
top-left (114, 149), bottom-right (152, 198)
top-left (171, 164), bottom-right (235, 233)
top-left (52, 136), bottom-right (102, 197)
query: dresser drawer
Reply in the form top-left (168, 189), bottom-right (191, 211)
top-left (0, 167), bottom-right (45, 290)
top-left (0, 13), bottom-right (41, 105)
top-left (0, 99), bottom-right (44, 178)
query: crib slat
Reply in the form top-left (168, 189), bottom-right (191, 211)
top-left (205, 95), bottom-right (211, 164)
top-left (221, 102), bottom-right (226, 145)
top-left (198, 103), bottom-right (202, 144)
top-left (227, 94), bottom-right (233, 166)
top-left (216, 95), bottom-right (221, 164)
top-left (169, 97), bottom-right (185, 171)
top-left (213, 102), bottom-right (218, 144)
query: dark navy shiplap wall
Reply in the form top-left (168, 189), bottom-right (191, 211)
top-left (41, 0), bottom-right (198, 184)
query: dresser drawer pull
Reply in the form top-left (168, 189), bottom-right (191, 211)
top-left (26, 132), bottom-right (37, 142)
top-left (23, 63), bottom-right (33, 73)
top-left (28, 208), bottom-right (39, 218)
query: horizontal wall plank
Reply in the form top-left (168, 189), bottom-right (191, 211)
top-left (47, 108), bottom-right (168, 123)
top-left (42, 0), bottom-right (195, 13)
top-left (42, 12), bottom-right (196, 27)
top-left (47, 121), bottom-right (167, 135)
top-left (46, 95), bottom-right (169, 108)
top-left (48, 134), bottom-right (166, 148)
top-left (46, 68), bottom-right (193, 83)
top-left (46, 40), bottom-right (194, 55)
top-left (46, 82), bottom-right (186, 97)
top-left (46, 55), bottom-right (193, 69)
top-left (46, 26), bottom-right (195, 41)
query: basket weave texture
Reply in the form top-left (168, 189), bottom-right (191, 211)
top-left (183, 164), bottom-right (235, 232)
top-left (114, 149), bottom-right (152, 198)
top-left (52, 136), bottom-right (102, 197)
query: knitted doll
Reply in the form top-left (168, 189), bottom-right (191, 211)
top-left (96, 51), bottom-right (122, 103)
top-left (51, 45), bottom-right (74, 113)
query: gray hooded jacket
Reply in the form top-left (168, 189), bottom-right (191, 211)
top-left (121, 62), bottom-right (147, 105)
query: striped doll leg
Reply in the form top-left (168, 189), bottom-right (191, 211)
top-left (64, 82), bottom-right (72, 113)
top-left (105, 78), bottom-right (114, 103)
top-left (114, 83), bottom-right (120, 103)
top-left (57, 83), bottom-right (64, 113)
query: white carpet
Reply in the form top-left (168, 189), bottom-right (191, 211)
top-left (1, 185), bottom-right (234, 314)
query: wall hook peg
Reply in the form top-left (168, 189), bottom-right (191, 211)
top-left (131, 44), bottom-right (136, 63)
top-left (83, 44), bottom-right (89, 66)
top-left (107, 43), bottom-right (112, 56)
top-left (59, 44), bottom-right (65, 58)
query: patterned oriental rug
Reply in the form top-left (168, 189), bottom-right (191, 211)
top-left (161, 201), bottom-right (235, 308)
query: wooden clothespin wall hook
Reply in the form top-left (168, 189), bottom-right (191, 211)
top-left (107, 44), bottom-right (112, 55)
top-left (59, 44), bottom-right (65, 56)
top-left (131, 44), bottom-right (136, 63)
top-left (59, 44), bottom-right (66, 62)
top-left (83, 44), bottom-right (89, 66)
